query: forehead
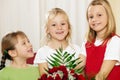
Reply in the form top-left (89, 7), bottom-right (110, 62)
top-left (49, 14), bottom-right (67, 21)
top-left (48, 14), bottom-right (67, 25)
top-left (16, 35), bottom-right (28, 42)
top-left (88, 5), bottom-right (106, 14)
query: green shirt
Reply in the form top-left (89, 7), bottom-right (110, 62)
top-left (0, 65), bottom-right (40, 80)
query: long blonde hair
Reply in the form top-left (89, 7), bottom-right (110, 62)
top-left (41, 8), bottom-right (72, 46)
top-left (86, 0), bottom-right (116, 42)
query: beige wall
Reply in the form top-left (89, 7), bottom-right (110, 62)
top-left (109, 0), bottom-right (120, 35)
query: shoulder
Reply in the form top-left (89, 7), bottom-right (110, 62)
top-left (105, 35), bottom-right (120, 64)
top-left (27, 65), bottom-right (39, 72)
top-left (72, 44), bottom-right (80, 48)
top-left (0, 68), bottom-right (5, 73)
top-left (36, 45), bottom-right (52, 54)
top-left (108, 35), bottom-right (120, 45)
top-left (34, 45), bottom-right (54, 62)
top-left (37, 46), bottom-right (49, 52)
top-left (66, 44), bottom-right (81, 56)
top-left (112, 35), bottom-right (120, 40)
top-left (106, 35), bottom-right (120, 51)
top-left (68, 44), bottom-right (81, 51)
top-left (0, 66), bottom-right (11, 75)
top-left (28, 65), bottom-right (38, 68)
top-left (0, 68), bottom-right (6, 79)
top-left (0, 66), bottom-right (10, 71)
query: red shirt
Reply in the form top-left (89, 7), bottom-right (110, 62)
top-left (85, 38), bottom-right (120, 80)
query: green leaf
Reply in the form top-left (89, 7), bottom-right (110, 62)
top-left (50, 55), bottom-right (62, 64)
top-left (59, 48), bottom-right (63, 53)
top-left (63, 52), bottom-right (70, 61)
top-left (47, 57), bottom-right (60, 67)
top-left (47, 60), bottom-right (55, 67)
top-left (66, 58), bottom-right (80, 69)
top-left (65, 53), bottom-right (75, 63)
top-left (56, 49), bottom-right (62, 56)
top-left (53, 53), bottom-right (62, 60)
top-left (75, 66), bottom-right (84, 73)
top-left (47, 48), bottom-right (83, 74)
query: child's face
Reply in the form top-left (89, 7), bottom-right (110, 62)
top-left (47, 14), bottom-right (69, 41)
top-left (87, 5), bottom-right (108, 33)
top-left (14, 35), bottom-right (34, 59)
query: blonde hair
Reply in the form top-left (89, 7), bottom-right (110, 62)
top-left (86, 0), bottom-right (116, 42)
top-left (0, 31), bottom-right (28, 70)
top-left (41, 8), bottom-right (72, 46)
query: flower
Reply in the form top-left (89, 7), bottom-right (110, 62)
top-left (38, 48), bottom-right (85, 80)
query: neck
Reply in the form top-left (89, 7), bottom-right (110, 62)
top-left (96, 28), bottom-right (107, 40)
top-left (96, 34), bottom-right (104, 40)
top-left (48, 39), bottom-right (68, 50)
top-left (10, 58), bottom-right (28, 68)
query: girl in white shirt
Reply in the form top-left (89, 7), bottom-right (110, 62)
top-left (34, 8), bottom-right (85, 76)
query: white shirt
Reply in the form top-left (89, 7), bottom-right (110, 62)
top-left (34, 44), bottom-right (81, 64)
top-left (80, 35), bottom-right (120, 65)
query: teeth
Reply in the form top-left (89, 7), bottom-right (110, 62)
top-left (95, 24), bottom-right (97, 26)
top-left (93, 23), bottom-right (99, 26)
top-left (56, 31), bottom-right (64, 34)
top-left (28, 49), bottom-right (33, 53)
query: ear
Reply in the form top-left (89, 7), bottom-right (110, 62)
top-left (8, 50), bottom-right (17, 57)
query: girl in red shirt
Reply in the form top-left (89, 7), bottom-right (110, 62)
top-left (80, 0), bottom-right (120, 80)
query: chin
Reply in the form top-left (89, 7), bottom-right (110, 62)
top-left (57, 38), bottom-right (66, 41)
top-left (28, 53), bottom-right (34, 57)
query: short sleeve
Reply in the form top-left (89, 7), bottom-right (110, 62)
top-left (34, 49), bottom-right (46, 64)
top-left (34, 46), bottom-right (56, 64)
top-left (34, 46), bottom-right (49, 64)
top-left (104, 36), bottom-right (120, 65)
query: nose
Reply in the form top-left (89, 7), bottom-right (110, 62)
top-left (28, 42), bottom-right (32, 48)
top-left (92, 16), bottom-right (97, 22)
top-left (57, 25), bottom-right (62, 29)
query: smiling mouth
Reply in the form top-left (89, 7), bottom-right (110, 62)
top-left (92, 23), bottom-right (101, 27)
top-left (56, 31), bottom-right (64, 34)
top-left (28, 49), bottom-right (33, 53)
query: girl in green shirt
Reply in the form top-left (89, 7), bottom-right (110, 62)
top-left (0, 31), bottom-right (40, 80)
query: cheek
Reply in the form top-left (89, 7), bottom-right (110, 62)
top-left (103, 21), bottom-right (107, 27)
top-left (88, 21), bottom-right (93, 27)
top-left (102, 15), bottom-right (108, 24)
top-left (47, 28), bottom-right (54, 34)
top-left (104, 17), bottom-right (108, 25)
top-left (63, 25), bottom-right (69, 30)
top-left (88, 19), bottom-right (91, 24)
top-left (49, 29), bottom-right (55, 34)
top-left (46, 27), bottom-right (50, 34)
top-left (64, 28), bottom-right (69, 36)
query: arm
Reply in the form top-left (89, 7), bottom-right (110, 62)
top-left (95, 36), bottom-right (120, 80)
top-left (74, 54), bottom-right (86, 76)
top-left (75, 54), bottom-right (86, 69)
top-left (38, 62), bottom-right (48, 76)
top-left (95, 60), bottom-right (117, 80)
top-left (74, 41), bottom-right (86, 75)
